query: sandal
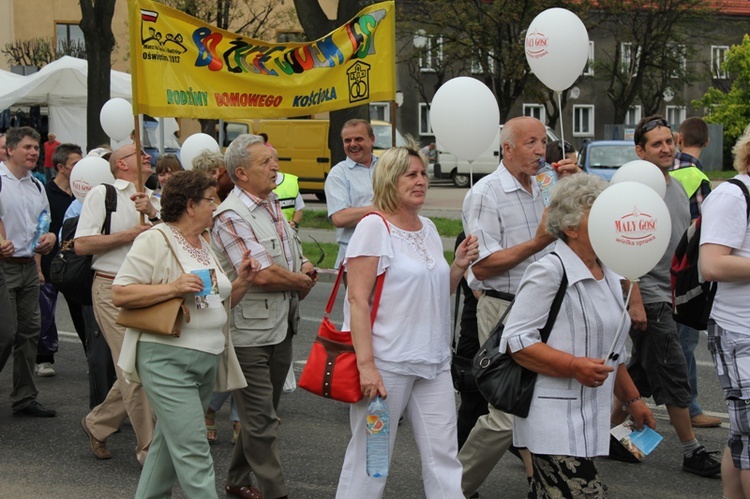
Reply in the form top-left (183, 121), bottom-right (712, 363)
top-left (205, 409), bottom-right (218, 444)
top-left (231, 420), bottom-right (241, 445)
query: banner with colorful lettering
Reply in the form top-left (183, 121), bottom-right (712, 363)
top-left (128, 0), bottom-right (395, 119)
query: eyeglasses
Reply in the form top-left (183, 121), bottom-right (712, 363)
top-left (202, 197), bottom-right (217, 206)
top-left (121, 149), bottom-right (149, 160)
top-left (634, 118), bottom-right (669, 145)
top-left (308, 235), bottom-right (326, 267)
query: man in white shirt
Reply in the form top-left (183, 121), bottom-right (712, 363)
top-left (324, 119), bottom-right (378, 268)
top-left (75, 144), bottom-right (160, 465)
top-left (459, 117), bottom-right (579, 496)
top-left (0, 126), bottom-right (57, 417)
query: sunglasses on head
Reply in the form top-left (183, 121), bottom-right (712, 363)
top-left (634, 118), bottom-right (669, 145)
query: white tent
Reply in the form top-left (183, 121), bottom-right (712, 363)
top-left (0, 56), bottom-right (177, 150)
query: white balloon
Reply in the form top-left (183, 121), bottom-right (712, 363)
top-left (610, 160), bottom-right (667, 198)
top-left (429, 77), bottom-right (499, 162)
top-left (69, 157), bottom-right (116, 203)
top-left (179, 133), bottom-right (220, 171)
top-left (525, 8), bottom-right (590, 92)
top-left (588, 181), bottom-right (672, 281)
top-left (99, 98), bottom-right (133, 141)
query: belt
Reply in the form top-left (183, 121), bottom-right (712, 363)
top-left (94, 272), bottom-right (116, 280)
top-left (484, 289), bottom-right (515, 301)
top-left (1, 257), bottom-right (34, 264)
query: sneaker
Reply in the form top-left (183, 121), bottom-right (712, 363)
top-left (35, 362), bottom-right (55, 377)
top-left (682, 446), bottom-right (721, 477)
top-left (691, 413), bottom-right (722, 428)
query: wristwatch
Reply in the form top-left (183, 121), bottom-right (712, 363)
top-left (289, 221), bottom-right (299, 229)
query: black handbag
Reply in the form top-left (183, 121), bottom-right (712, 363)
top-left (472, 254), bottom-right (567, 418)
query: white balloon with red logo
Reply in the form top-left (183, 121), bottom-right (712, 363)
top-left (588, 181), bottom-right (671, 281)
top-left (99, 98), bottom-right (134, 142)
top-left (525, 8), bottom-right (589, 92)
top-left (69, 156), bottom-right (116, 203)
top-left (429, 77), bottom-right (500, 162)
top-left (610, 160), bottom-right (667, 199)
top-left (179, 133), bottom-right (220, 171)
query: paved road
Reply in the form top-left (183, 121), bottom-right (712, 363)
top-left (0, 279), bottom-right (728, 498)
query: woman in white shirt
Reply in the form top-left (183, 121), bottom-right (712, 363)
top-left (503, 174), bottom-right (654, 498)
top-left (700, 127), bottom-right (750, 499)
top-left (112, 170), bottom-right (260, 499)
top-left (335, 143), bottom-right (479, 498)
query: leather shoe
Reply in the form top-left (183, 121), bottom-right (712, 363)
top-left (13, 400), bottom-right (56, 418)
top-left (81, 417), bottom-right (112, 460)
top-left (225, 484), bottom-right (263, 499)
top-left (691, 413), bottom-right (722, 428)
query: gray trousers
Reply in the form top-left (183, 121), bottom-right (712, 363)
top-left (1, 261), bottom-right (41, 412)
top-left (0, 266), bottom-right (16, 375)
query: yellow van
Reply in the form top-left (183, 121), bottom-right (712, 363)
top-left (221, 119), bottom-right (404, 199)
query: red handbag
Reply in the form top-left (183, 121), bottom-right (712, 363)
top-left (299, 214), bottom-right (388, 403)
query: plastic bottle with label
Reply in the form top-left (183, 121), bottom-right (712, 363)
top-left (366, 395), bottom-right (390, 478)
top-left (535, 159), bottom-right (558, 207)
top-left (30, 210), bottom-right (51, 252)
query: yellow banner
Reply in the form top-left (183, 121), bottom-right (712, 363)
top-left (128, 0), bottom-right (395, 119)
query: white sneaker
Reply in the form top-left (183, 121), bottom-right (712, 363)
top-left (35, 362), bottom-right (55, 377)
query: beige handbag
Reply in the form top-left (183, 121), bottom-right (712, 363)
top-left (116, 229), bottom-right (191, 337)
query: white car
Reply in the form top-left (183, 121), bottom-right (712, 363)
top-left (434, 125), bottom-right (560, 187)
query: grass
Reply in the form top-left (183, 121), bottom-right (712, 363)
top-left (302, 241), bottom-right (455, 269)
top-left (302, 209), bottom-right (463, 238)
top-left (708, 170), bottom-right (739, 180)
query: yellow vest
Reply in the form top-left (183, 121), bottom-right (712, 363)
top-left (669, 166), bottom-right (710, 199)
top-left (274, 173), bottom-right (300, 222)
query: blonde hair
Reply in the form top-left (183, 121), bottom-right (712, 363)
top-left (192, 150), bottom-right (224, 173)
top-left (372, 138), bottom-right (428, 214)
top-left (732, 124), bottom-right (750, 174)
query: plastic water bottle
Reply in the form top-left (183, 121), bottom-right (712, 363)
top-left (536, 159), bottom-right (558, 207)
top-left (366, 395), bottom-right (390, 478)
top-left (30, 210), bottom-right (51, 252)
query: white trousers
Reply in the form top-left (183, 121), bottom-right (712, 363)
top-left (336, 369), bottom-right (464, 499)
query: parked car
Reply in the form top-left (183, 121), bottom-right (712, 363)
top-left (578, 140), bottom-right (640, 181)
top-left (142, 116), bottom-right (181, 167)
top-left (434, 125), bottom-right (560, 187)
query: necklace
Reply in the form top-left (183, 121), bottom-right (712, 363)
top-left (167, 224), bottom-right (212, 266)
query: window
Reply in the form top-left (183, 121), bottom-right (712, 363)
top-left (370, 102), bottom-right (389, 122)
top-left (583, 41), bottom-right (595, 76)
top-left (523, 104), bottom-right (546, 123)
top-left (666, 106), bottom-right (686, 126)
top-left (712, 45), bottom-right (729, 79)
top-left (56, 22), bottom-right (84, 52)
top-left (625, 105), bottom-right (642, 125)
top-left (668, 43), bottom-right (686, 78)
top-left (620, 42), bottom-right (641, 76)
top-left (471, 50), bottom-right (495, 74)
top-left (573, 105), bottom-right (594, 137)
top-left (419, 36), bottom-right (443, 72)
top-left (419, 103), bottom-right (434, 136)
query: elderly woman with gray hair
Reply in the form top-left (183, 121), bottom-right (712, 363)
top-left (500, 174), bottom-right (655, 498)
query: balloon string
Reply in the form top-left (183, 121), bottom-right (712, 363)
top-left (606, 279), bottom-right (635, 366)
top-left (557, 91), bottom-right (565, 148)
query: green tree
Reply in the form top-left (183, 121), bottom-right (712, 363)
top-left (589, 0), bottom-right (712, 123)
top-left (397, 0), bottom-right (574, 124)
top-left (695, 34), bottom-right (750, 167)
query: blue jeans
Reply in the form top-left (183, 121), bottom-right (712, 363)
top-left (678, 324), bottom-right (702, 417)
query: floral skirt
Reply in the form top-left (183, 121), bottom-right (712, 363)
top-left (529, 454), bottom-right (606, 499)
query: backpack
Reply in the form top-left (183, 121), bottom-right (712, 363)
top-left (50, 184), bottom-right (117, 305)
top-left (671, 178), bottom-right (750, 329)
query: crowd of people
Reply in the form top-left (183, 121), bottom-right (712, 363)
top-left (0, 112), bottom-right (748, 499)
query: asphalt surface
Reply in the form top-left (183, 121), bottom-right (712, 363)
top-left (0, 183), bottom-right (730, 498)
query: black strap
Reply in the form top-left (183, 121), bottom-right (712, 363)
top-left (540, 253), bottom-right (568, 343)
top-left (726, 178), bottom-right (750, 221)
top-left (102, 183), bottom-right (118, 235)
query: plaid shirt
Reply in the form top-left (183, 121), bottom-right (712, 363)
top-left (672, 151), bottom-right (712, 220)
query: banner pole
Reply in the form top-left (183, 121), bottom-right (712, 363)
top-left (133, 114), bottom-right (146, 225)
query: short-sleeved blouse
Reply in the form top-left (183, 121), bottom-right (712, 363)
top-left (342, 214), bottom-right (451, 378)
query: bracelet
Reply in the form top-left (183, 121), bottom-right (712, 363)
top-left (453, 261), bottom-right (468, 271)
top-left (622, 396), bottom-right (641, 408)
